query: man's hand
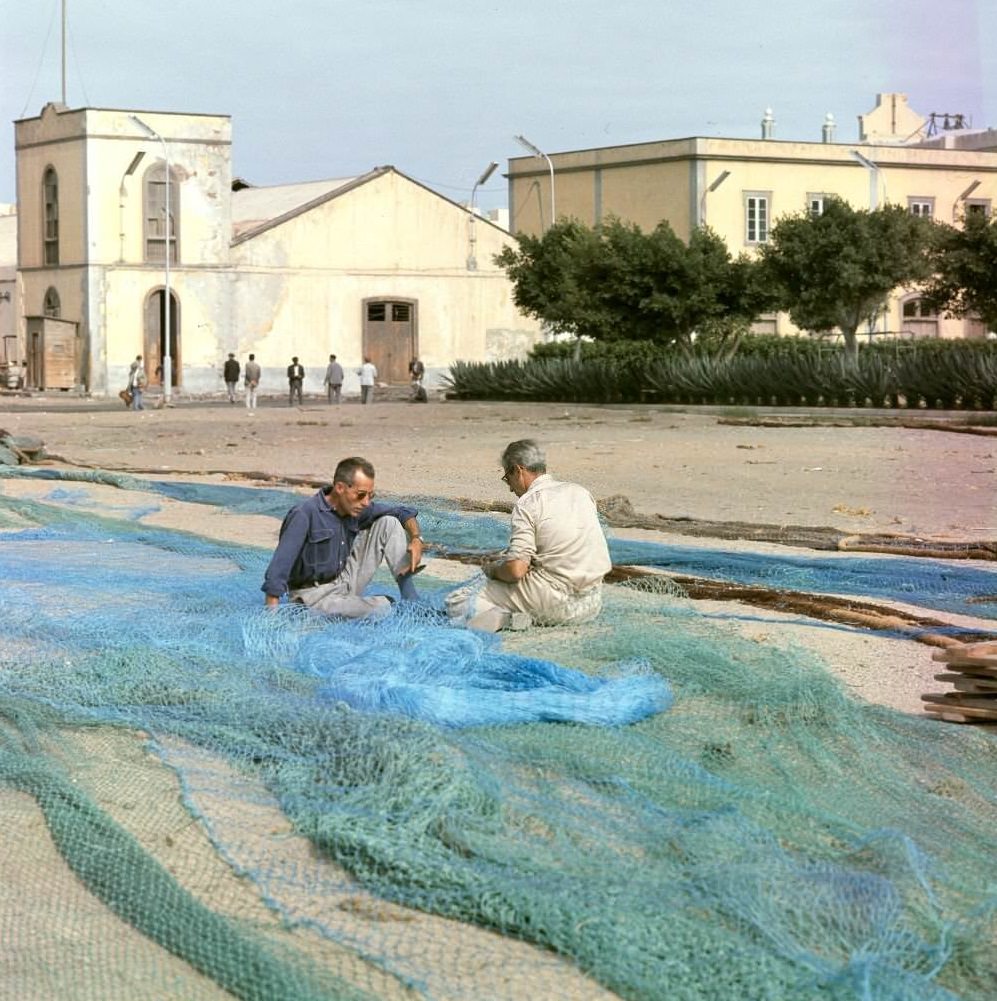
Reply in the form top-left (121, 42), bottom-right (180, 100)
top-left (264, 595), bottom-right (280, 608)
top-left (406, 535), bottom-right (424, 573)
top-left (402, 517), bottom-right (424, 574)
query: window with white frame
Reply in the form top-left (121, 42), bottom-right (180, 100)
top-left (965, 200), bottom-right (991, 218)
top-left (908, 198), bottom-right (934, 218)
top-left (745, 193), bottom-right (770, 243)
top-left (807, 193), bottom-right (826, 216)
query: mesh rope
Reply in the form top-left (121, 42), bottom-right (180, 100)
top-left (1, 468), bottom-right (996, 1001)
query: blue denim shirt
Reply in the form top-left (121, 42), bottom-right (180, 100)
top-left (262, 489), bottom-right (417, 597)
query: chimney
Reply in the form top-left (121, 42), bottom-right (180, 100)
top-left (761, 108), bottom-right (775, 139)
top-left (822, 112), bottom-right (836, 144)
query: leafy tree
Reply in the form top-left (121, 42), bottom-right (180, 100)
top-left (496, 217), bottom-right (770, 347)
top-left (760, 197), bottom-right (936, 359)
top-left (494, 220), bottom-right (616, 342)
top-left (922, 211), bottom-right (997, 331)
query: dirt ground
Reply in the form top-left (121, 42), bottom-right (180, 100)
top-left (2, 391), bottom-right (996, 719)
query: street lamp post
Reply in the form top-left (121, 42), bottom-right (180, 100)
top-left (130, 115), bottom-right (173, 404)
top-left (849, 150), bottom-right (883, 341)
top-left (699, 169), bottom-right (731, 227)
top-left (514, 134), bottom-right (555, 231)
top-left (849, 149), bottom-right (881, 210)
top-left (467, 160), bottom-right (499, 271)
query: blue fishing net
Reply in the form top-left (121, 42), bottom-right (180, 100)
top-left (1, 468), bottom-right (995, 1001)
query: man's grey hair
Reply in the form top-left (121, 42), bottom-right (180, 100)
top-left (501, 439), bottom-right (546, 474)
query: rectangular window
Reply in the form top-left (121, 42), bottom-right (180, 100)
top-left (807, 193), bottom-right (825, 216)
top-left (145, 178), bottom-right (177, 264)
top-left (908, 198), bottom-right (934, 218)
top-left (750, 313), bottom-right (778, 336)
top-left (43, 174), bottom-right (59, 266)
top-left (745, 194), bottom-right (769, 244)
top-left (391, 303), bottom-right (411, 322)
top-left (965, 200), bottom-right (991, 217)
top-left (367, 303), bottom-right (386, 322)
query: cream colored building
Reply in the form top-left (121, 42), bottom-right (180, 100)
top-left (507, 94), bottom-right (997, 340)
top-left (13, 103), bottom-right (539, 395)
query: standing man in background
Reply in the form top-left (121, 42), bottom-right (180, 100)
top-left (244, 353), bottom-right (261, 411)
top-left (324, 354), bottom-right (344, 405)
top-left (128, 355), bottom-right (146, 412)
top-left (287, 356), bottom-right (305, 406)
top-left (358, 356), bottom-right (377, 405)
top-left (223, 353), bottom-right (240, 404)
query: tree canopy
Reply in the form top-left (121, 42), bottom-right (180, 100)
top-left (922, 211), bottom-right (997, 331)
top-left (495, 217), bottom-right (771, 346)
top-left (760, 197), bottom-right (936, 358)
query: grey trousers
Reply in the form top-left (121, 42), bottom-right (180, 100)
top-left (289, 516), bottom-right (408, 618)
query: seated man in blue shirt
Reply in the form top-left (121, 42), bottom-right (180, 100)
top-left (262, 456), bottom-right (424, 617)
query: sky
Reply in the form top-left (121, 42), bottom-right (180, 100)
top-left (1, 0), bottom-right (993, 212)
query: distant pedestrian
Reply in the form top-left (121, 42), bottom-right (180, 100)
top-left (128, 355), bottom-right (146, 411)
top-left (358, 356), bottom-right (377, 405)
top-left (324, 353), bottom-right (344, 405)
top-left (408, 356), bottom-right (427, 402)
top-left (244, 353), bottom-right (261, 411)
top-left (223, 353), bottom-right (240, 403)
top-left (287, 356), bottom-right (305, 406)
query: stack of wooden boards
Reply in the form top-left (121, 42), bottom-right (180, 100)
top-left (924, 641), bottom-right (997, 724)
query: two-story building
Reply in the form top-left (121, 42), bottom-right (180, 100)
top-left (506, 94), bottom-right (997, 340)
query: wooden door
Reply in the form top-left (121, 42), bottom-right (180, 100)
top-left (362, 299), bottom-right (416, 383)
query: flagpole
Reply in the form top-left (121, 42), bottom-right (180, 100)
top-left (61, 0), bottom-right (67, 104)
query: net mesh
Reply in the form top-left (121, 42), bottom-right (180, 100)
top-left (1, 467), bottom-right (996, 1001)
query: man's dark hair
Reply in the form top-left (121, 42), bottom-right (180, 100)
top-left (501, 439), bottom-right (546, 474)
top-left (248, 353), bottom-right (255, 360)
top-left (292, 356), bottom-right (299, 363)
top-left (333, 456), bottom-right (375, 486)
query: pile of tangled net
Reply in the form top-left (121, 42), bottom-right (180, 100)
top-left (1, 466), bottom-right (996, 1001)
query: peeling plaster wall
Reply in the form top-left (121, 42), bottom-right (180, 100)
top-left (227, 170), bottom-right (540, 395)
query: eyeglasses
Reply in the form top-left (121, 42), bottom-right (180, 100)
top-left (500, 468), bottom-right (516, 484)
top-left (350, 487), bottom-right (376, 500)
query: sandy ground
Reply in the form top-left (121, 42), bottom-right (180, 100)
top-left (2, 391), bottom-right (996, 1000)
top-left (2, 392), bottom-right (996, 722)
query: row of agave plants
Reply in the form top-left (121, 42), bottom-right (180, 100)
top-left (445, 347), bottom-right (997, 409)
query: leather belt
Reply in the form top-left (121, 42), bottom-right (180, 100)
top-left (291, 575), bottom-right (337, 589)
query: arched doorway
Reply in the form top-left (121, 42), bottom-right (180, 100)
top-left (362, 298), bottom-right (417, 383)
top-left (144, 288), bottom-right (180, 386)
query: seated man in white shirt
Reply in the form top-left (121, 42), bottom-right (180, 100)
top-left (446, 439), bottom-right (612, 632)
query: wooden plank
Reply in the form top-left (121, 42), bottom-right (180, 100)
top-left (933, 674), bottom-right (997, 693)
top-left (920, 694), bottom-right (997, 718)
top-left (923, 710), bottom-right (996, 725)
top-left (932, 641), bottom-right (997, 665)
